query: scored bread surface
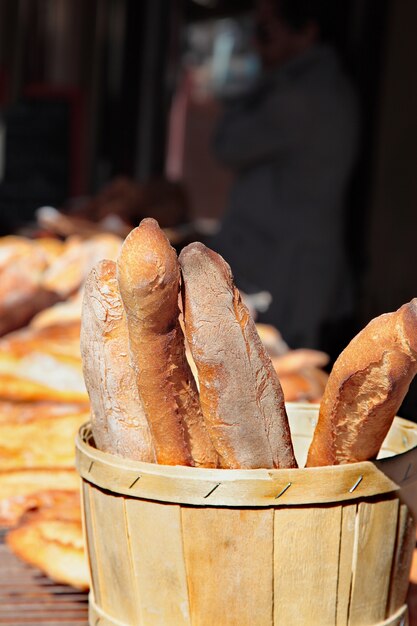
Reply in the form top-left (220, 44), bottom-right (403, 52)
top-left (179, 242), bottom-right (297, 469)
top-left (80, 259), bottom-right (155, 462)
top-left (306, 299), bottom-right (417, 466)
top-left (117, 219), bottom-right (218, 467)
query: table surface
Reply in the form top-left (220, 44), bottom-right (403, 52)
top-left (0, 529), bottom-right (88, 626)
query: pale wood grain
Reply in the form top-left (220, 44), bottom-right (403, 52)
top-left (124, 499), bottom-right (191, 626)
top-left (89, 595), bottom-right (127, 625)
top-left (76, 405), bottom-right (417, 626)
top-left (80, 481), bottom-right (98, 602)
top-left (348, 499), bottom-right (399, 625)
top-left (76, 429), bottom-right (399, 507)
top-left (181, 507), bottom-right (274, 626)
top-left (336, 504), bottom-right (357, 626)
top-left (76, 404), bottom-right (417, 509)
top-left (274, 506), bottom-right (341, 625)
top-left (287, 403), bottom-right (417, 457)
top-left (87, 599), bottom-right (410, 626)
top-left (89, 484), bottom-right (140, 625)
top-left (375, 603), bottom-right (408, 625)
top-left (387, 504), bottom-right (415, 615)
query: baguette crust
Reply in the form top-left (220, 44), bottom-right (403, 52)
top-left (306, 299), bottom-right (417, 466)
top-left (80, 260), bottom-right (155, 462)
top-left (117, 219), bottom-right (218, 467)
top-left (179, 242), bottom-right (297, 469)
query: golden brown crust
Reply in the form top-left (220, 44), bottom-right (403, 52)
top-left (30, 290), bottom-right (83, 329)
top-left (306, 299), bottom-right (417, 466)
top-left (179, 242), bottom-right (297, 469)
top-left (0, 238), bottom-right (58, 336)
top-left (0, 375), bottom-right (87, 403)
top-left (0, 321), bottom-right (86, 404)
top-left (0, 322), bottom-right (82, 359)
top-left (271, 349), bottom-right (330, 375)
top-left (6, 518), bottom-right (89, 590)
top-left (0, 403), bottom-right (89, 470)
top-left (41, 233), bottom-right (122, 298)
top-left (117, 219), bottom-right (218, 467)
top-left (0, 469), bottom-right (79, 526)
top-left (81, 260), bottom-right (155, 462)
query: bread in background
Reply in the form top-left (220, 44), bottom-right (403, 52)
top-left (0, 470), bottom-right (79, 526)
top-left (7, 515), bottom-right (88, 590)
top-left (0, 402), bottom-right (89, 470)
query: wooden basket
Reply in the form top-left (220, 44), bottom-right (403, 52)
top-left (75, 403), bottom-right (417, 626)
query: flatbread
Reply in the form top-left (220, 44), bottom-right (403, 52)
top-left (7, 517), bottom-right (89, 590)
top-left (0, 402), bottom-right (89, 469)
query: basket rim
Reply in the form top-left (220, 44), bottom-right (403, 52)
top-left (75, 403), bottom-right (417, 508)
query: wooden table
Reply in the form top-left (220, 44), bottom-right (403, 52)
top-left (0, 529), bottom-right (88, 626)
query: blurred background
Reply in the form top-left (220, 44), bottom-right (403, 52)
top-left (0, 0), bottom-right (415, 407)
top-left (2, 3), bottom-right (417, 618)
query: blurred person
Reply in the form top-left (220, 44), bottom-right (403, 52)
top-left (210, 0), bottom-right (359, 354)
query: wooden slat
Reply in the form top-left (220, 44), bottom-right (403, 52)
top-left (387, 504), bottom-right (415, 615)
top-left (181, 507), bottom-right (274, 626)
top-left (274, 506), bottom-right (341, 625)
top-left (336, 504), bottom-right (357, 626)
top-left (88, 484), bottom-right (139, 624)
top-left (124, 499), bottom-right (191, 626)
top-left (349, 499), bottom-right (399, 625)
top-left (81, 480), bottom-right (100, 604)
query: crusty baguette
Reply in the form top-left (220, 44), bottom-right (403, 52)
top-left (117, 219), bottom-right (218, 467)
top-left (306, 299), bottom-right (417, 466)
top-left (179, 242), bottom-right (297, 469)
top-left (80, 260), bottom-right (155, 462)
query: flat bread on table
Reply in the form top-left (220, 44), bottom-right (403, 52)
top-left (7, 517), bottom-right (89, 590)
top-left (0, 402), bottom-right (89, 470)
top-left (0, 323), bottom-right (87, 403)
top-left (41, 233), bottom-right (122, 298)
top-left (0, 469), bottom-right (79, 526)
top-left (0, 236), bottom-right (58, 336)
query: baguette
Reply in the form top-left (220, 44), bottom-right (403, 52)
top-left (80, 260), bottom-right (155, 462)
top-left (117, 219), bottom-right (218, 467)
top-left (179, 242), bottom-right (297, 469)
top-left (306, 299), bottom-right (417, 466)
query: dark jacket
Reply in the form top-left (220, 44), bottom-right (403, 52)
top-left (212, 44), bottom-right (359, 349)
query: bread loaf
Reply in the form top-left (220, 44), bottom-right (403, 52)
top-left (80, 260), bottom-right (155, 462)
top-left (7, 518), bottom-right (89, 590)
top-left (179, 242), bottom-right (297, 469)
top-left (306, 299), bottom-right (417, 466)
top-left (117, 219), bottom-right (218, 467)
